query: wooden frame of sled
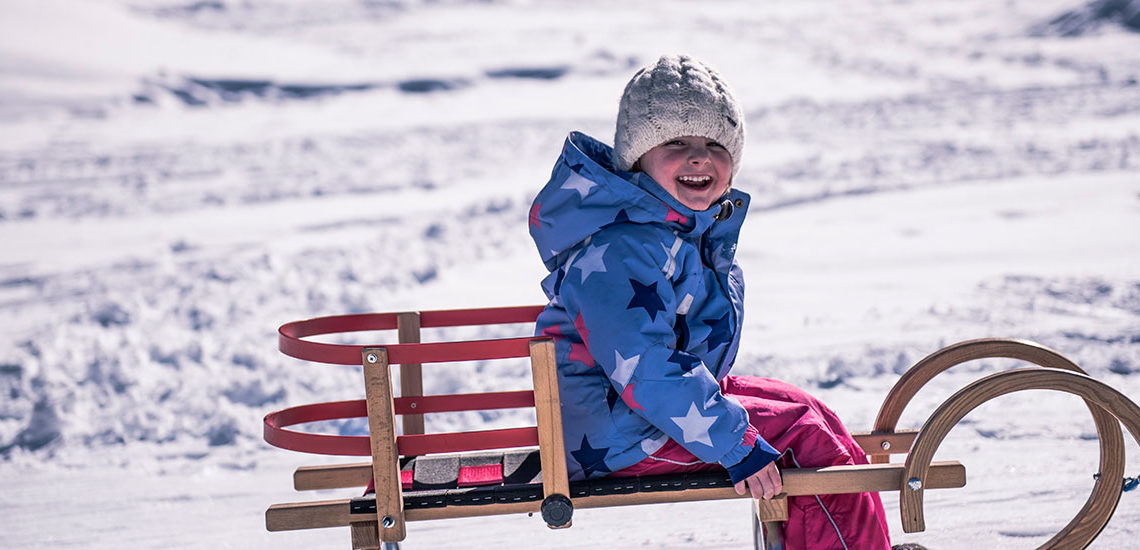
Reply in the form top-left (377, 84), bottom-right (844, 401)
top-left (262, 306), bottom-right (1140, 550)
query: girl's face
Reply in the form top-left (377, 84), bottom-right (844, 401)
top-left (637, 136), bottom-right (733, 211)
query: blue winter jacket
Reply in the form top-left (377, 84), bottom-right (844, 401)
top-left (530, 132), bottom-right (779, 483)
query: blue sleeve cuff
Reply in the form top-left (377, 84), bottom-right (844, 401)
top-left (724, 437), bottom-right (781, 485)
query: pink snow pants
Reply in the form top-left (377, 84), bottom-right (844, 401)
top-left (612, 375), bottom-right (891, 550)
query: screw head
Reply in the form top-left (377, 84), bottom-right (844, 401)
top-left (382, 515), bottom-right (395, 528)
top-left (366, 353), bottom-right (378, 364)
top-left (409, 402), bottom-right (417, 409)
top-left (880, 440), bottom-right (891, 451)
top-left (907, 477), bottom-right (923, 491)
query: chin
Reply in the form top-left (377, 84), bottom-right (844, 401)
top-left (684, 198), bottom-right (715, 211)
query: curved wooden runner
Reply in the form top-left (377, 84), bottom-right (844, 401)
top-left (900, 367), bottom-right (1140, 549)
top-left (873, 338), bottom-right (1126, 547)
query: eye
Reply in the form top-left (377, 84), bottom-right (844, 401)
top-left (707, 141), bottom-right (726, 149)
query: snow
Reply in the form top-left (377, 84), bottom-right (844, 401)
top-left (1, 0), bottom-right (1139, 548)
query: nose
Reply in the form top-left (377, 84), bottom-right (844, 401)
top-left (687, 144), bottom-right (711, 165)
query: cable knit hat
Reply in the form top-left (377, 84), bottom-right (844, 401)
top-left (613, 54), bottom-right (745, 176)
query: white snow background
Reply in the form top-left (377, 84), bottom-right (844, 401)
top-left (1, 0), bottom-right (1139, 548)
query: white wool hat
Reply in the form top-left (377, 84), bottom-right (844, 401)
top-left (613, 55), bottom-right (745, 176)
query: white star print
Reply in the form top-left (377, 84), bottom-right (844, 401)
top-left (677, 293), bottom-right (694, 315)
top-left (611, 350), bottom-right (639, 388)
top-left (661, 236), bottom-right (682, 278)
top-left (564, 248), bottom-right (581, 270)
top-left (640, 432), bottom-right (669, 455)
top-left (561, 171), bottom-right (596, 199)
top-left (671, 403), bottom-right (716, 447)
top-left (573, 242), bottom-right (609, 283)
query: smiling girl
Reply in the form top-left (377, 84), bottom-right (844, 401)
top-left (528, 55), bottom-right (893, 549)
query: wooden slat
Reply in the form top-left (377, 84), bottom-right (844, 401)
top-left (291, 430), bottom-right (924, 491)
top-left (266, 499), bottom-right (543, 529)
top-left (361, 348), bottom-right (406, 542)
top-left (569, 461), bottom-right (966, 510)
top-left (397, 312), bottom-right (425, 437)
top-left (350, 521), bottom-right (380, 550)
top-left (529, 340), bottom-right (571, 521)
top-left (754, 496), bottom-right (788, 522)
top-left (852, 430), bottom-right (916, 456)
top-left (294, 462), bottom-right (372, 491)
top-left (266, 499), bottom-right (351, 531)
top-left (267, 461), bottom-right (965, 531)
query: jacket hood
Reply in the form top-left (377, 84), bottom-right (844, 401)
top-left (530, 131), bottom-right (750, 272)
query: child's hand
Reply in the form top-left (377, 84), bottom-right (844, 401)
top-left (733, 461), bottom-right (782, 499)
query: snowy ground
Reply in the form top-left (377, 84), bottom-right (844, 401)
top-left (1, 0), bottom-right (1139, 548)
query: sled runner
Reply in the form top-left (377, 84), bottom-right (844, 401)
top-left (262, 306), bottom-right (1140, 550)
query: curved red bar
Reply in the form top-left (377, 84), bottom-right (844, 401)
top-left (419, 305), bottom-right (544, 328)
top-left (277, 335), bottom-right (538, 365)
top-left (398, 427), bottom-right (540, 456)
top-left (268, 306), bottom-right (549, 456)
top-left (264, 399), bottom-right (542, 456)
top-left (264, 400), bottom-right (372, 456)
top-left (277, 306), bottom-right (545, 365)
top-left (394, 390), bottom-right (535, 415)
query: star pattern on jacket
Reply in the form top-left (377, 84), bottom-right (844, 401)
top-left (561, 170), bottom-right (597, 199)
top-left (668, 349), bottom-right (702, 373)
top-left (621, 382), bottom-right (644, 411)
top-left (569, 312), bottom-right (593, 367)
top-left (612, 350), bottom-right (639, 388)
top-left (703, 312), bottom-right (732, 352)
top-left (571, 435), bottom-right (612, 477)
top-left (627, 279), bottom-right (666, 321)
top-left (573, 242), bottom-right (609, 283)
top-left (529, 202), bottom-right (543, 229)
top-left (574, 312), bottom-right (590, 345)
top-left (551, 264), bottom-right (566, 294)
top-left (661, 237), bottom-right (681, 279)
top-left (671, 402), bottom-right (716, 447)
top-left (640, 432), bottom-right (668, 456)
top-left (605, 384), bottom-right (620, 411)
top-left (540, 323), bottom-right (562, 339)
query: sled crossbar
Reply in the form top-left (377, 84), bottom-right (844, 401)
top-left (264, 307), bottom-right (1140, 550)
top-left (286, 428), bottom-right (923, 491)
top-left (266, 461), bottom-right (966, 531)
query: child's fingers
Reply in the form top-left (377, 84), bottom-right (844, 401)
top-left (734, 480), bottom-right (746, 496)
top-left (763, 464), bottom-right (783, 497)
top-left (758, 462), bottom-right (781, 499)
top-left (749, 476), bottom-right (765, 499)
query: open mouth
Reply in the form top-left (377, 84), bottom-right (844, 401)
top-left (676, 175), bottom-right (713, 190)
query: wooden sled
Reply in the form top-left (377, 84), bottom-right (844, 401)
top-left (262, 306), bottom-right (1140, 550)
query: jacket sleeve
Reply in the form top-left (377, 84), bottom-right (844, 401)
top-left (557, 225), bottom-right (779, 482)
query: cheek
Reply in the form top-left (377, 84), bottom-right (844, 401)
top-left (713, 154), bottom-right (733, 176)
top-left (645, 156), bottom-right (682, 184)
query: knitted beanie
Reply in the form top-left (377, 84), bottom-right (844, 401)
top-left (613, 55), bottom-right (745, 176)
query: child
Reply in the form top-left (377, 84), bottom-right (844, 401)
top-left (529, 54), bottom-right (892, 549)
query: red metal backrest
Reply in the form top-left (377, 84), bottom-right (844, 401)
top-left (265, 306), bottom-right (547, 457)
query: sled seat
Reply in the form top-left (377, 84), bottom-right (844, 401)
top-left (263, 306), bottom-right (1140, 550)
top-left (268, 449), bottom-right (966, 521)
